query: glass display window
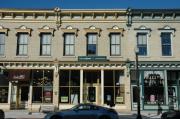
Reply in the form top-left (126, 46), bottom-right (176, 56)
top-left (144, 71), bottom-right (165, 105)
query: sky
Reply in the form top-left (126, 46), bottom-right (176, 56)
top-left (0, 0), bottom-right (180, 9)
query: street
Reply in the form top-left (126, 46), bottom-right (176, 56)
top-left (4, 110), bottom-right (162, 119)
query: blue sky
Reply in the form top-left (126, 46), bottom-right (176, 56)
top-left (0, 0), bottom-right (180, 9)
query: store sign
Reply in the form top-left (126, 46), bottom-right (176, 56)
top-left (116, 97), bottom-right (124, 103)
top-left (61, 96), bottom-right (68, 103)
top-left (9, 69), bottom-right (30, 81)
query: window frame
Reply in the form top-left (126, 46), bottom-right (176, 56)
top-left (16, 33), bottom-right (29, 56)
top-left (63, 33), bottom-right (75, 56)
top-left (161, 32), bottom-right (172, 56)
top-left (87, 33), bottom-right (97, 56)
top-left (0, 33), bottom-right (5, 56)
top-left (40, 33), bottom-right (52, 56)
top-left (110, 33), bottom-right (121, 56)
top-left (137, 33), bottom-right (148, 56)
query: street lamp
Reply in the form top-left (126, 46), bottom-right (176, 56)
top-left (135, 47), bottom-right (142, 119)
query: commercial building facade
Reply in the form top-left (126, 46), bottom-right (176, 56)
top-left (0, 8), bottom-right (180, 112)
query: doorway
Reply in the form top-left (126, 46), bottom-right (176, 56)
top-left (11, 84), bottom-right (29, 109)
top-left (83, 70), bottom-right (101, 104)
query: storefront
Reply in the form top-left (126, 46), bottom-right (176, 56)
top-left (0, 62), bottom-right (131, 112)
top-left (0, 68), bottom-right (54, 111)
top-left (59, 69), bottom-right (125, 106)
top-left (130, 61), bottom-right (180, 111)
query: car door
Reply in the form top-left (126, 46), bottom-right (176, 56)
top-left (62, 110), bottom-right (78, 119)
top-left (77, 105), bottom-right (97, 119)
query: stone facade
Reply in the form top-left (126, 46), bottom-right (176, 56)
top-left (0, 8), bottom-right (180, 112)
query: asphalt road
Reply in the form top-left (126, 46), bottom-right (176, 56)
top-left (4, 111), bottom-right (161, 119)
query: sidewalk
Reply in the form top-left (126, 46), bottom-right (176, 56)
top-left (4, 110), bottom-right (162, 119)
top-left (118, 111), bottom-right (162, 119)
top-left (5, 110), bottom-right (45, 119)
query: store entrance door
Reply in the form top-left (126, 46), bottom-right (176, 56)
top-left (83, 70), bottom-right (101, 104)
top-left (11, 84), bottom-right (29, 109)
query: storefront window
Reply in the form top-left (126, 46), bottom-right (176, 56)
top-left (32, 70), bottom-right (53, 103)
top-left (0, 70), bottom-right (9, 103)
top-left (59, 70), bottom-right (80, 104)
top-left (167, 71), bottom-right (179, 109)
top-left (144, 71), bottom-right (165, 105)
top-left (104, 70), bottom-right (125, 105)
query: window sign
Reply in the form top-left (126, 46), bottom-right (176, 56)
top-left (61, 96), bottom-right (69, 103)
top-left (144, 71), bottom-right (165, 105)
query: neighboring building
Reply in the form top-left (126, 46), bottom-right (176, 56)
top-left (0, 8), bottom-right (180, 112)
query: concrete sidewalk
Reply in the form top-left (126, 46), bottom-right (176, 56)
top-left (5, 110), bottom-right (45, 119)
top-left (4, 110), bottom-right (162, 119)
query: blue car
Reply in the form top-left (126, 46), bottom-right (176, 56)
top-left (44, 103), bottom-right (119, 119)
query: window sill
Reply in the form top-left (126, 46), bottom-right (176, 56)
top-left (160, 56), bottom-right (174, 58)
top-left (109, 56), bottom-right (123, 58)
top-left (138, 56), bottom-right (151, 58)
top-left (62, 56), bottom-right (76, 58)
top-left (39, 56), bottom-right (52, 58)
top-left (15, 56), bottom-right (29, 58)
top-left (0, 55), bottom-right (6, 58)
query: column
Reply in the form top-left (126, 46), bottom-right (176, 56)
top-left (80, 69), bottom-right (83, 103)
top-left (28, 82), bottom-right (33, 113)
top-left (53, 67), bottom-right (59, 109)
top-left (125, 68), bottom-right (131, 112)
top-left (8, 82), bottom-right (12, 107)
top-left (101, 69), bottom-right (104, 105)
top-left (164, 70), bottom-right (168, 105)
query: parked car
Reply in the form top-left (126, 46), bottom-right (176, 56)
top-left (0, 109), bottom-right (5, 119)
top-left (44, 103), bottom-right (119, 119)
top-left (161, 110), bottom-right (180, 119)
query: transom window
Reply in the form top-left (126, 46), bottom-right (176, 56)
top-left (64, 34), bottom-right (75, 56)
top-left (40, 33), bottom-right (51, 56)
top-left (161, 33), bottom-right (172, 56)
top-left (17, 33), bottom-right (28, 56)
top-left (137, 33), bottom-right (147, 56)
top-left (110, 34), bottom-right (121, 56)
top-left (87, 34), bottom-right (97, 56)
top-left (0, 33), bottom-right (5, 56)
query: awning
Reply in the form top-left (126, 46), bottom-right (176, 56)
top-left (8, 69), bottom-right (30, 81)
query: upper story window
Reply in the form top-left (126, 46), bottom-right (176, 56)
top-left (161, 32), bottom-right (172, 56)
top-left (0, 26), bottom-right (8, 56)
top-left (110, 33), bottom-right (121, 56)
top-left (158, 26), bottom-right (175, 57)
top-left (0, 33), bottom-right (5, 56)
top-left (134, 26), bottom-right (151, 56)
top-left (64, 33), bottom-right (75, 56)
top-left (40, 33), bottom-right (52, 56)
top-left (87, 33), bottom-right (97, 56)
top-left (17, 33), bottom-right (28, 56)
top-left (137, 33), bottom-right (147, 56)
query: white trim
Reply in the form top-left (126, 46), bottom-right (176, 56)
top-left (80, 69), bottom-right (83, 103)
top-left (136, 32), bottom-right (150, 56)
top-left (101, 69), bottom-right (104, 105)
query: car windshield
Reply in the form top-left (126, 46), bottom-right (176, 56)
top-left (70, 104), bottom-right (80, 110)
top-left (70, 104), bottom-right (99, 110)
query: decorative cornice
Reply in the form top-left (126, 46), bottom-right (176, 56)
top-left (84, 26), bottom-right (101, 36)
top-left (107, 26), bottom-right (124, 36)
top-left (61, 26), bottom-right (78, 36)
top-left (38, 26), bottom-right (55, 36)
top-left (158, 25), bottom-right (176, 36)
top-left (15, 25), bottom-right (32, 35)
top-left (134, 25), bottom-right (151, 36)
top-left (0, 25), bottom-right (8, 36)
top-left (129, 61), bottom-right (180, 69)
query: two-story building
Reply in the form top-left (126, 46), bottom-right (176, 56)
top-left (0, 8), bottom-right (180, 112)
